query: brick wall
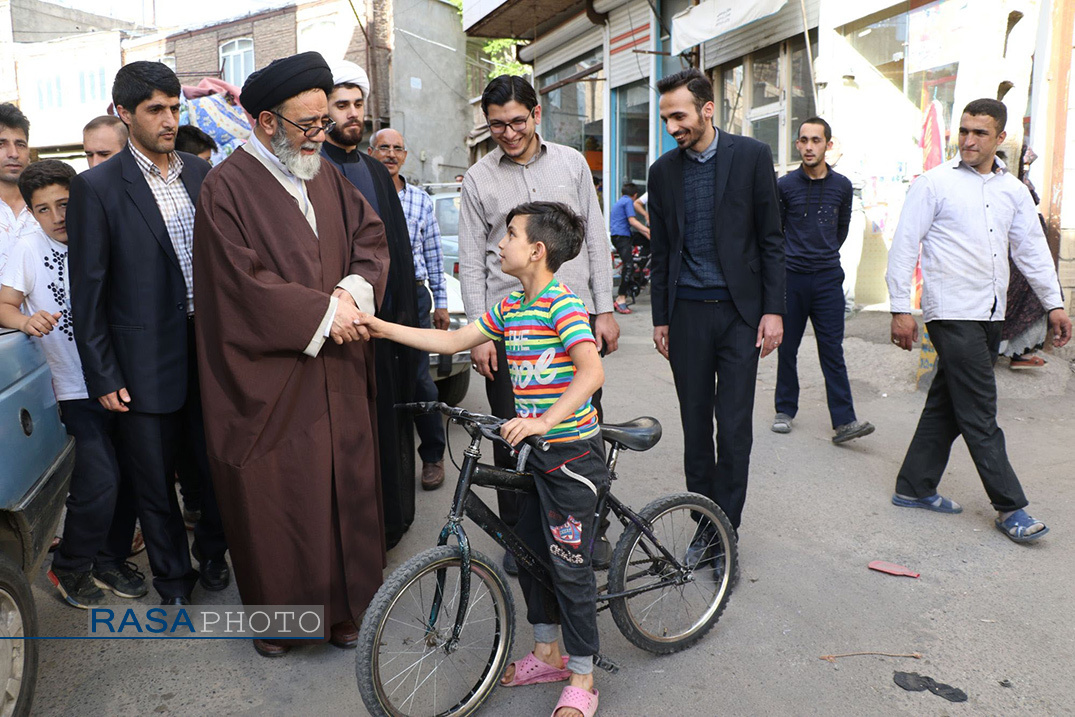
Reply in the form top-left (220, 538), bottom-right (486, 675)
top-left (170, 7), bottom-right (296, 82)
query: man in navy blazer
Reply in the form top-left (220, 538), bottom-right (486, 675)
top-left (68, 61), bottom-right (228, 604)
top-left (648, 68), bottom-right (785, 549)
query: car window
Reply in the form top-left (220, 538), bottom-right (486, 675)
top-left (435, 195), bottom-right (460, 236)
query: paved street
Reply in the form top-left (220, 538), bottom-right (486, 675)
top-left (33, 300), bottom-right (1075, 715)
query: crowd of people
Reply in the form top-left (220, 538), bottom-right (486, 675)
top-left (0, 50), bottom-right (1070, 717)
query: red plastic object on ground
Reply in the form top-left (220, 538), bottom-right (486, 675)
top-left (868, 561), bottom-right (920, 578)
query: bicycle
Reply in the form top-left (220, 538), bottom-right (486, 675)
top-left (356, 402), bottom-right (737, 717)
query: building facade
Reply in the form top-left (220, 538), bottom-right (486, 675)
top-left (464, 0), bottom-right (1075, 310)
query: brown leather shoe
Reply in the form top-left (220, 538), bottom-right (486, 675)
top-left (253, 639), bottom-right (290, 658)
top-left (421, 461), bottom-right (445, 491)
top-left (330, 620), bottom-right (358, 649)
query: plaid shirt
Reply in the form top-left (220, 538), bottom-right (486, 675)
top-left (398, 179), bottom-right (447, 309)
top-left (129, 142), bottom-right (197, 314)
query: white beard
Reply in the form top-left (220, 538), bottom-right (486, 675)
top-left (270, 131), bottom-right (322, 181)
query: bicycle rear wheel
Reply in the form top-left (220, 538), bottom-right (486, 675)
top-left (357, 545), bottom-right (515, 717)
top-left (608, 492), bottom-right (736, 654)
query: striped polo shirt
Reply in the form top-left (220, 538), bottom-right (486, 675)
top-left (476, 279), bottom-right (599, 442)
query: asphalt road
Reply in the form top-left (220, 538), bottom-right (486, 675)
top-left (31, 300), bottom-right (1075, 715)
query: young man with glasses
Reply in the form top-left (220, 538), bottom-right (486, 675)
top-left (320, 58), bottom-right (421, 547)
top-left (369, 127), bottom-right (449, 490)
top-left (458, 75), bottom-right (617, 574)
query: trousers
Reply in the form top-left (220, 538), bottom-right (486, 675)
top-left (895, 320), bottom-right (1028, 512)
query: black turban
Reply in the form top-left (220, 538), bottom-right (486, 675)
top-left (240, 51), bottom-right (334, 119)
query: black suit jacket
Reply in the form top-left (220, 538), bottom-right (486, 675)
top-left (648, 131), bottom-right (785, 328)
top-left (68, 146), bottom-right (211, 414)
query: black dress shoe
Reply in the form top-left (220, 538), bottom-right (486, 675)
top-left (198, 558), bottom-right (231, 592)
top-left (161, 596), bottom-right (191, 606)
top-left (192, 544), bottom-right (231, 592)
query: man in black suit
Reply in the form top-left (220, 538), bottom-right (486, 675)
top-left (648, 68), bottom-right (785, 539)
top-left (68, 61), bottom-right (228, 605)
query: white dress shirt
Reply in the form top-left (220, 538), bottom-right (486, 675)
top-left (886, 157), bottom-right (1063, 322)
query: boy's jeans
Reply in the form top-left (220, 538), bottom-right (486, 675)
top-left (514, 432), bottom-right (608, 659)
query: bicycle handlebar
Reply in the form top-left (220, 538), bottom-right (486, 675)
top-left (397, 402), bottom-right (550, 453)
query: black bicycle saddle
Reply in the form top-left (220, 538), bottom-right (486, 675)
top-left (599, 417), bottom-right (662, 451)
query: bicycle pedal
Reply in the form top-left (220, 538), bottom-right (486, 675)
top-left (594, 654), bottom-right (620, 674)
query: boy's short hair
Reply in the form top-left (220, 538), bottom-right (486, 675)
top-left (175, 124), bottom-right (217, 156)
top-left (621, 182), bottom-right (639, 197)
top-left (0, 102), bottom-right (30, 137)
top-left (506, 201), bottom-right (585, 273)
top-left (18, 160), bottom-right (76, 207)
top-left (83, 114), bottom-right (127, 135)
top-left (112, 61), bottom-right (181, 112)
top-left (963, 98), bottom-right (1007, 134)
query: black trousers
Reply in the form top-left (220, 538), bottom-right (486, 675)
top-left (485, 315), bottom-right (604, 527)
top-left (669, 300), bottom-right (760, 530)
top-left (515, 433), bottom-right (607, 658)
top-left (52, 399), bottom-right (136, 574)
top-left (414, 283), bottom-right (446, 463)
top-left (180, 321), bottom-right (228, 562)
top-left (895, 320), bottom-right (1028, 512)
top-left (775, 267), bottom-right (856, 428)
top-left (113, 320), bottom-right (227, 599)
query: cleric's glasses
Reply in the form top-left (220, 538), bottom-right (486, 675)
top-left (272, 112), bottom-right (336, 140)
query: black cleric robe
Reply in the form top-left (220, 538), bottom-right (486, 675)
top-left (322, 141), bottom-right (419, 548)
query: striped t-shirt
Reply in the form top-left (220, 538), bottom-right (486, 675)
top-left (476, 279), bottom-right (599, 442)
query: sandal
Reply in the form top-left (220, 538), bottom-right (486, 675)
top-left (891, 493), bottom-right (962, 514)
top-left (501, 653), bottom-right (571, 687)
top-left (995, 509), bottom-right (1049, 543)
top-left (551, 686), bottom-right (599, 717)
top-left (613, 301), bottom-right (632, 315)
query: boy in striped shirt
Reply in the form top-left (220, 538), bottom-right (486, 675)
top-left (358, 201), bottom-right (606, 717)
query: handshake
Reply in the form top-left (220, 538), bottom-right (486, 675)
top-left (329, 288), bottom-right (386, 345)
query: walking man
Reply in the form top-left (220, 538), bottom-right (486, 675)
top-left (887, 98), bottom-right (1071, 543)
top-left (369, 127), bottom-right (449, 490)
top-left (648, 68), bottom-right (785, 537)
top-left (772, 117), bottom-right (874, 443)
top-left (459, 75), bottom-right (617, 573)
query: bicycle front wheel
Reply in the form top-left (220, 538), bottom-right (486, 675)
top-left (608, 492), bottom-right (736, 654)
top-left (357, 545), bottom-right (515, 717)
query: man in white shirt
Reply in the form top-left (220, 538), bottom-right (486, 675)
top-left (0, 103), bottom-right (33, 278)
top-left (886, 98), bottom-right (1071, 544)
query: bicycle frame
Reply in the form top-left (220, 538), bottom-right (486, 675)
top-left (429, 422), bottom-right (696, 655)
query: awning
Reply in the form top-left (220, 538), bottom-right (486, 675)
top-left (671, 0), bottom-right (786, 55)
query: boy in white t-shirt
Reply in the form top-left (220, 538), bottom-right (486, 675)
top-left (0, 160), bottom-right (147, 608)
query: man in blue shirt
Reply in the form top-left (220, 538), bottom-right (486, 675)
top-left (609, 182), bottom-right (649, 314)
top-left (772, 117), bottom-right (874, 444)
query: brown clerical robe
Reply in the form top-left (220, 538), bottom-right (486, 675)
top-left (192, 145), bottom-right (389, 638)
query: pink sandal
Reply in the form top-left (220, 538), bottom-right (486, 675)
top-left (501, 653), bottom-right (571, 687)
top-left (551, 685), bottom-right (599, 717)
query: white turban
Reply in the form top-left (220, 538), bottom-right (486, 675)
top-left (330, 59), bottom-right (370, 99)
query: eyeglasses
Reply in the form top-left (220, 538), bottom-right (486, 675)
top-left (373, 144), bottom-right (407, 154)
top-left (272, 111), bottom-right (336, 140)
top-left (487, 107), bottom-right (535, 135)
